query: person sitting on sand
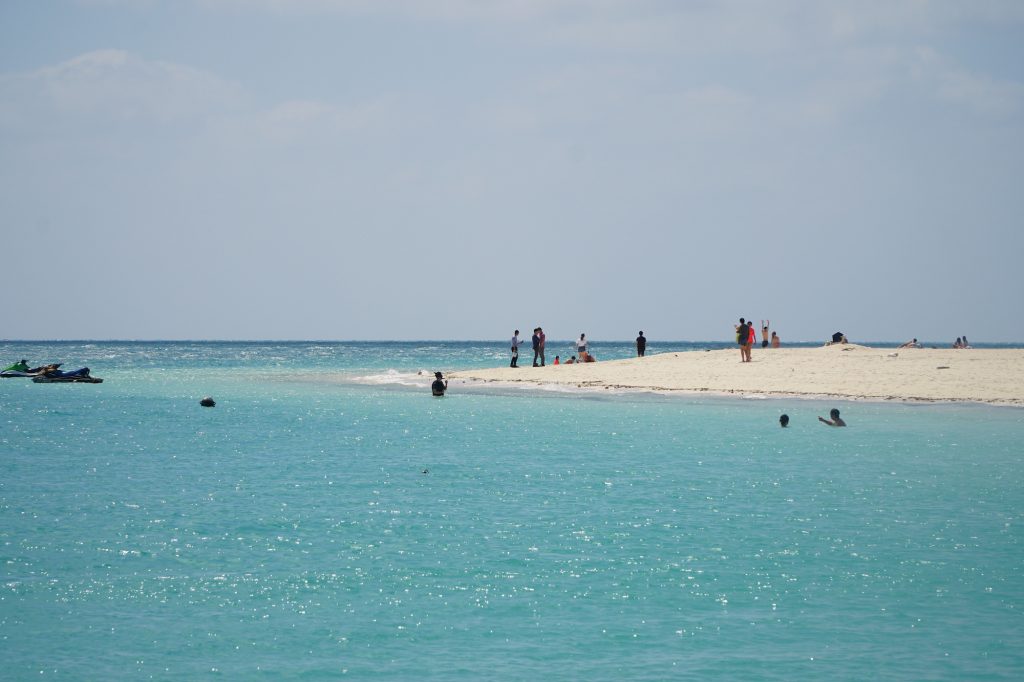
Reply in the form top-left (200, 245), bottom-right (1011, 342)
top-left (962, 335), bottom-right (971, 348)
top-left (584, 353), bottom-right (596, 362)
top-left (553, 356), bottom-right (560, 365)
top-left (899, 338), bottom-right (921, 349)
top-left (771, 331), bottom-right (780, 348)
top-left (431, 372), bottom-right (447, 397)
top-left (565, 356), bottom-right (575, 364)
top-left (827, 332), bottom-right (848, 346)
top-left (953, 337), bottom-right (962, 348)
top-left (818, 408), bottom-right (846, 427)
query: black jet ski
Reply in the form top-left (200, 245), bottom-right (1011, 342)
top-left (32, 367), bottom-right (103, 383)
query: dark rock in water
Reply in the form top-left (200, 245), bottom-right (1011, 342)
top-left (200, 397), bottom-right (216, 407)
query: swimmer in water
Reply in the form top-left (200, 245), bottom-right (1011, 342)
top-left (431, 372), bottom-right (447, 396)
top-left (818, 408), bottom-right (846, 427)
top-left (779, 414), bottom-right (789, 427)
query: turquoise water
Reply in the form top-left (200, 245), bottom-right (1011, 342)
top-left (2, 342), bottom-right (1022, 680)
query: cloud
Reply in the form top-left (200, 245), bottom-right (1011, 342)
top-left (0, 49), bottom-right (243, 128)
top-left (911, 48), bottom-right (1024, 118)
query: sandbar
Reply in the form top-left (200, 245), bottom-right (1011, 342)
top-left (450, 345), bottom-right (1024, 406)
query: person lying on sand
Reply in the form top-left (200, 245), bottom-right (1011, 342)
top-left (899, 338), bottom-right (922, 349)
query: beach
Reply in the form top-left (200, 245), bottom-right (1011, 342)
top-left (451, 344), bottom-right (1024, 405)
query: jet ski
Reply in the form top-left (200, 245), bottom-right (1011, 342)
top-left (32, 367), bottom-right (103, 383)
top-left (2, 362), bottom-right (62, 378)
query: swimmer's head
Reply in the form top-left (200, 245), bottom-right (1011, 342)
top-left (779, 414), bottom-right (789, 427)
top-left (830, 408), bottom-right (840, 419)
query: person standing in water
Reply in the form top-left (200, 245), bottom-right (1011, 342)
top-left (818, 408), bottom-right (846, 426)
top-left (636, 331), bottom-right (647, 357)
top-left (431, 372), bottom-right (448, 396)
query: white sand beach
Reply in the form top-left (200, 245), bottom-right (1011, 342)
top-left (450, 345), bottom-right (1024, 405)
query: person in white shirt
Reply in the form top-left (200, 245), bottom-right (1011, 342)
top-left (576, 333), bottom-right (588, 361)
top-left (510, 330), bottom-right (522, 368)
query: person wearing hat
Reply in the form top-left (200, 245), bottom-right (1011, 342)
top-left (431, 372), bottom-right (447, 396)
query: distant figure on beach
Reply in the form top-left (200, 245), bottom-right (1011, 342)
top-left (736, 318), bottom-right (751, 362)
top-left (553, 356), bottom-right (560, 365)
top-left (532, 328), bottom-right (542, 367)
top-left (962, 335), bottom-right (971, 348)
top-left (636, 331), bottom-right (646, 357)
top-left (565, 356), bottom-right (576, 364)
top-left (510, 329), bottom-right (522, 367)
top-left (771, 331), bottom-right (780, 348)
top-left (818, 408), bottom-right (846, 427)
top-left (577, 334), bottom-right (588, 362)
top-left (585, 352), bottom-right (596, 362)
top-left (748, 320), bottom-right (757, 352)
top-left (538, 327), bottom-right (546, 366)
top-left (899, 338), bottom-right (921, 349)
top-left (431, 372), bottom-right (447, 396)
top-left (829, 332), bottom-right (848, 345)
top-left (954, 337), bottom-right (963, 348)
top-left (779, 414), bottom-right (789, 427)
top-left (761, 320), bottom-right (770, 348)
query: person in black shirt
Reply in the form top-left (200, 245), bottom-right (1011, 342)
top-left (431, 371), bottom-right (447, 396)
top-left (736, 318), bottom-right (750, 362)
top-left (636, 331), bottom-right (646, 357)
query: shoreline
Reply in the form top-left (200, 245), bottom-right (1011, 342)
top-left (448, 345), bottom-right (1024, 407)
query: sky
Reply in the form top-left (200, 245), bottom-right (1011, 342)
top-left (1, 0), bottom-right (1022, 342)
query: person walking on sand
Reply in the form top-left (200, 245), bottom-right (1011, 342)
top-left (510, 329), bottom-right (523, 367)
top-left (761, 320), bottom-right (770, 348)
top-left (818, 408), bottom-right (846, 427)
top-left (577, 333), bottom-right (588, 362)
top-left (636, 331), bottom-right (647, 357)
top-left (736, 318), bottom-right (750, 362)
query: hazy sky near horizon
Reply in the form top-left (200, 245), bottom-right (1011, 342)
top-left (2, 1), bottom-right (1022, 342)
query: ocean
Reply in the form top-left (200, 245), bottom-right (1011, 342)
top-left (2, 341), bottom-right (1022, 680)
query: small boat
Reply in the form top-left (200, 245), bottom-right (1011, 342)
top-left (32, 367), bottom-right (103, 384)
